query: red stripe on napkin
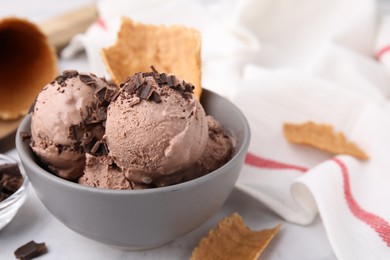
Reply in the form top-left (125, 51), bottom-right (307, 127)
top-left (375, 45), bottom-right (390, 60)
top-left (333, 158), bottom-right (390, 248)
top-left (245, 152), bottom-right (308, 172)
top-left (96, 18), bottom-right (108, 31)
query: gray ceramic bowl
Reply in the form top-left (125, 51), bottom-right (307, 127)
top-left (15, 89), bottom-right (250, 249)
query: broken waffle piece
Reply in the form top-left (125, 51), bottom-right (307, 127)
top-left (101, 17), bottom-right (202, 99)
top-left (191, 213), bottom-right (281, 260)
top-left (283, 121), bottom-right (369, 160)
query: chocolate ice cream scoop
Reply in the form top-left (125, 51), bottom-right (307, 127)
top-left (104, 69), bottom-right (209, 187)
top-left (30, 70), bottom-right (114, 180)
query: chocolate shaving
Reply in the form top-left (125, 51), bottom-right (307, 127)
top-left (131, 67), bottom-right (195, 101)
top-left (123, 81), bottom-right (137, 95)
top-left (95, 107), bottom-right (107, 121)
top-left (138, 84), bottom-right (153, 100)
top-left (104, 88), bottom-right (115, 102)
top-left (62, 70), bottom-right (79, 78)
top-left (150, 66), bottom-right (162, 82)
top-left (167, 75), bottom-right (178, 87)
top-left (68, 125), bottom-right (83, 141)
top-left (14, 240), bottom-right (47, 260)
top-left (150, 91), bottom-right (161, 103)
top-left (158, 73), bottom-right (167, 84)
top-left (135, 72), bottom-right (145, 88)
top-left (54, 75), bottom-right (65, 87)
top-left (184, 82), bottom-right (195, 93)
top-left (89, 140), bottom-right (108, 156)
top-left (67, 75), bottom-right (116, 157)
top-left (151, 65), bottom-right (158, 75)
top-left (54, 70), bottom-right (81, 87)
top-left (95, 86), bottom-right (107, 103)
top-left (79, 74), bottom-right (96, 86)
top-left (83, 135), bottom-right (98, 154)
top-left (90, 141), bottom-right (102, 154)
top-left (109, 89), bottom-right (121, 102)
top-left (142, 72), bottom-right (154, 77)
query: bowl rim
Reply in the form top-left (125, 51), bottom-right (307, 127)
top-left (0, 153), bottom-right (29, 209)
top-left (16, 89), bottom-right (250, 196)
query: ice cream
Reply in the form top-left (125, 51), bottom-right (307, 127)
top-left (182, 116), bottom-right (234, 182)
top-left (105, 69), bottom-right (209, 187)
top-left (31, 68), bottom-right (233, 189)
top-left (30, 70), bottom-right (115, 179)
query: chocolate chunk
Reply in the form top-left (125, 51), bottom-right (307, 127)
top-left (142, 72), bottom-right (154, 77)
top-left (54, 75), bottom-right (65, 86)
top-left (138, 84), bottom-right (153, 100)
top-left (14, 240), bottom-right (47, 260)
top-left (0, 163), bottom-right (23, 202)
top-left (94, 107), bottom-right (107, 121)
top-left (90, 141), bottom-right (102, 154)
top-left (62, 70), bottom-right (79, 78)
top-left (109, 89), bottom-right (121, 102)
top-left (89, 140), bottom-right (108, 156)
top-left (123, 81), bottom-right (137, 95)
top-left (184, 82), bottom-right (195, 94)
top-left (159, 73), bottom-right (167, 84)
top-left (150, 66), bottom-right (160, 81)
top-left (150, 91), bottom-right (161, 103)
top-left (83, 136), bottom-right (97, 154)
top-left (0, 163), bottom-right (19, 178)
top-left (68, 124), bottom-right (83, 141)
top-left (151, 65), bottom-right (158, 75)
top-left (104, 88), bottom-right (115, 102)
top-left (79, 74), bottom-right (96, 86)
top-left (167, 75), bottom-right (178, 87)
top-left (94, 86), bottom-right (107, 103)
top-left (134, 72), bottom-right (145, 88)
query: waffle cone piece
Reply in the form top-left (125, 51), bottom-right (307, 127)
top-left (191, 213), bottom-right (281, 260)
top-left (102, 17), bottom-right (202, 99)
top-left (0, 17), bottom-right (57, 120)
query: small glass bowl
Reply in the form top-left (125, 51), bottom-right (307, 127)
top-left (0, 154), bottom-right (29, 230)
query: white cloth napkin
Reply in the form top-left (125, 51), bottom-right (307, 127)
top-left (376, 15), bottom-right (390, 76)
top-left (63, 0), bottom-right (390, 259)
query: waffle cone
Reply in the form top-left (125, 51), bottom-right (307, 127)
top-left (102, 18), bottom-right (202, 99)
top-left (0, 17), bottom-right (57, 120)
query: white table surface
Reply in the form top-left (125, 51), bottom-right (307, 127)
top-left (0, 1), bottom-right (335, 259)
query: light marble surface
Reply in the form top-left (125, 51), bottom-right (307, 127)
top-left (0, 1), bottom-right (335, 259)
